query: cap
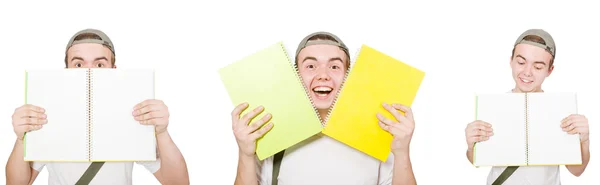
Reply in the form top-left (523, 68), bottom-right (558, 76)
top-left (295, 31), bottom-right (349, 60)
top-left (65, 29), bottom-right (115, 55)
top-left (514, 29), bottom-right (555, 57)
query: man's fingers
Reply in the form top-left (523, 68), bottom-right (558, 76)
top-left (135, 110), bottom-right (166, 121)
top-left (231, 103), bottom-right (249, 126)
top-left (377, 113), bottom-right (399, 128)
top-left (133, 99), bottom-right (162, 111)
top-left (18, 124), bottom-right (43, 133)
top-left (246, 113), bottom-right (272, 134)
top-left (133, 104), bottom-right (156, 117)
top-left (21, 110), bottom-right (47, 119)
top-left (471, 125), bottom-right (493, 132)
top-left (250, 122), bottom-right (274, 140)
top-left (21, 117), bottom-right (48, 125)
top-left (392, 103), bottom-right (414, 122)
top-left (382, 103), bottom-right (408, 124)
top-left (239, 106), bottom-right (265, 126)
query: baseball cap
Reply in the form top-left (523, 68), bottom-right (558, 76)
top-left (295, 31), bottom-right (350, 61)
top-left (65, 28), bottom-right (115, 55)
top-left (514, 29), bottom-right (555, 57)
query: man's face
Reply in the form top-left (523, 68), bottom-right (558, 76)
top-left (66, 43), bottom-right (115, 68)
top-left (510, 43), bottom-right (554, 92)
top-left (297, 44), bottom-right (348, 110)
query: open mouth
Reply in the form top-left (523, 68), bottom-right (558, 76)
top-left (312, 86), bottom-right (333, 97)
top-left (519, 77), bottom-right (533, 84)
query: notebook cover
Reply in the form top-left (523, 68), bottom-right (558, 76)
top-left (218, 42), bottom-right (323, 160)
top-left (322, 45), bottom-right (425, 161)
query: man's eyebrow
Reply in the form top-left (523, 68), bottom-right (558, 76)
top-left (302, 56), bottom-right (317, 63)
top-left (71, 57), bottom-right (84, 62)
top-left (94, 57), bottom-right (108, 61)
top-left (329, 57), bottom-right (343, 62)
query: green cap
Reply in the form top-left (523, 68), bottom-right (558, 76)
top-left (295, 31), bottom-right (350, 61)
top-left (514, 29), bottom-right (555, 57)
top-left (65, 28), bottom-right (115, 55)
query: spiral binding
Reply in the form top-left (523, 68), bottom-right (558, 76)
top-left (524, 93), bottom-right (529, 165)
top-left (280, 42), bottom-right (324, 126)
top-left (86, 68), bottom-right (94, 161)
top-left (323, 47), bottom-right (360, 127)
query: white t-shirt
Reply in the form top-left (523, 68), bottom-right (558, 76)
top-left (31, 159), bottom-right (161, 185)
top-left (484, 90), bottom-right (561, 185)
top-left (486, 166), bottom-right (560, 185)
top-left (257, 133), bottom-right (394, 185)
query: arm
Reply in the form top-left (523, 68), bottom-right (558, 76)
top-left (6, 105), bottom-right (46, 185)
top-left (377, 103), bottom-right (417, 185)
top-left (234, 154), bottom-right (259, 185)
top-left (392, 151), bottom-right (416, 185)
top-left (5, 139), bottom-right (39, 185)
top-left (465, 121), bottom-right (493, 165)
top-left (132, 100), bottom-right (189, 185)
top-left (562, 114), bottom-right (590, 176)
top-left (565, 140), bottom-right (590, 176)
top-left (152, 131), bottom-right (190, 185)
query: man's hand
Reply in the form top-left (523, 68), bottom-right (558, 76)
top-left (465, 120), bottom-right (493, 150)
top-left (133, 99), bottom-right (170, 135)
top-left (12, 104), bottom-right (47, 140)
top-left (231, 102), bottom-right (274, 157)
top-left (561, 114), bottom-right (589, 143)
top-left (377, 103), bottom-right (415, 155)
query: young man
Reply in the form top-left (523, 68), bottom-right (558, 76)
top-left (5, 29), bottom-right (190, 185)
top-left (231, 31), bottom-right (417, 185)
top-left (464, 29), bottom-right (591, 185)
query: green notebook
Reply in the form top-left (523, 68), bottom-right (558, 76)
top-left (218, 42), bottom-right (323, 160)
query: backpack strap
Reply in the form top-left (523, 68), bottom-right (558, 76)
top-left (271, 150), bottom-right (285, 185)
top-left (492, 166), bottom-right (519, 185)
top-left (75, 162), bottom-right (105, 185)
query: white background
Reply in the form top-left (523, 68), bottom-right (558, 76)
top-left (0, 0), bottom-right (598, 184)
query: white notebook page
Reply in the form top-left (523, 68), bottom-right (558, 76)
top-left (24, 69), bottom-right (88, 161)
top-left (91, 69), bottom-right (156, 161)
top-left (527, 92), bottom-right (582, 165)
top-left (474, 93), bottom-right (527, 166)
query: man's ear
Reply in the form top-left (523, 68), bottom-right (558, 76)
top-left (547, 65), bottom-right (554, 77)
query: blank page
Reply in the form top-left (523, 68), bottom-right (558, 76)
top-left (474, 93), bottom-right (527, 166)
top-left (527, 92), bottom-right (582, 165)
top-left (91, 69), bottom-right (156, 161)
top-left (24, 69), bottom-right (88, 161)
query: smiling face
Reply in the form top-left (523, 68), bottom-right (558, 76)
top-left (510, 43), bottom-right (554, 92)
top-left (297, 44), bottom-right (349, 111)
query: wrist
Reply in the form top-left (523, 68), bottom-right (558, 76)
top-left (392, 148), bottom-right (410, 156)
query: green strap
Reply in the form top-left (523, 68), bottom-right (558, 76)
top-left (272, 150), bottom-right (285, 185)
top-left (75, 162), bottom-right (105, 185)
top-left (492, 166), bottom-right (519, 185)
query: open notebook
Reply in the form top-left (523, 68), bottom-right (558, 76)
top-left (322, 45), bottom-right (426, 162)
top-left (218, 42), bottom-right (323, 160)
top-left (24, 68), bottom-right (157, 162)
top-left (474, 92), bottom-right (582, 166)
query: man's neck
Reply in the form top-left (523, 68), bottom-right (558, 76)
top-left (318, 109), bottom-right (329, 124)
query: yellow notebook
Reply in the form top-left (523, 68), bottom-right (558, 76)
top-left (218, 42), bottom-right (323, 160)
top-left (322, 45), bottom-right (425, 161)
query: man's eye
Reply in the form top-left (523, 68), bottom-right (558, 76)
top-left (97, 63), bottom-right (104, 67)
top-left (75, 63), bottom-right (82, 67)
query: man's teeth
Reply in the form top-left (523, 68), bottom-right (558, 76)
top-left (313, 87), bottom-right (332, 92)
top-left (521, 78), bottom-right (532, 83)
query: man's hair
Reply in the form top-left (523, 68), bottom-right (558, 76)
top-left (64, 32), bottom-right (116, 67)
top-left (511, 35), bottom-right (554, 67)
top-left (295, 34), bottom-right (351, 70)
